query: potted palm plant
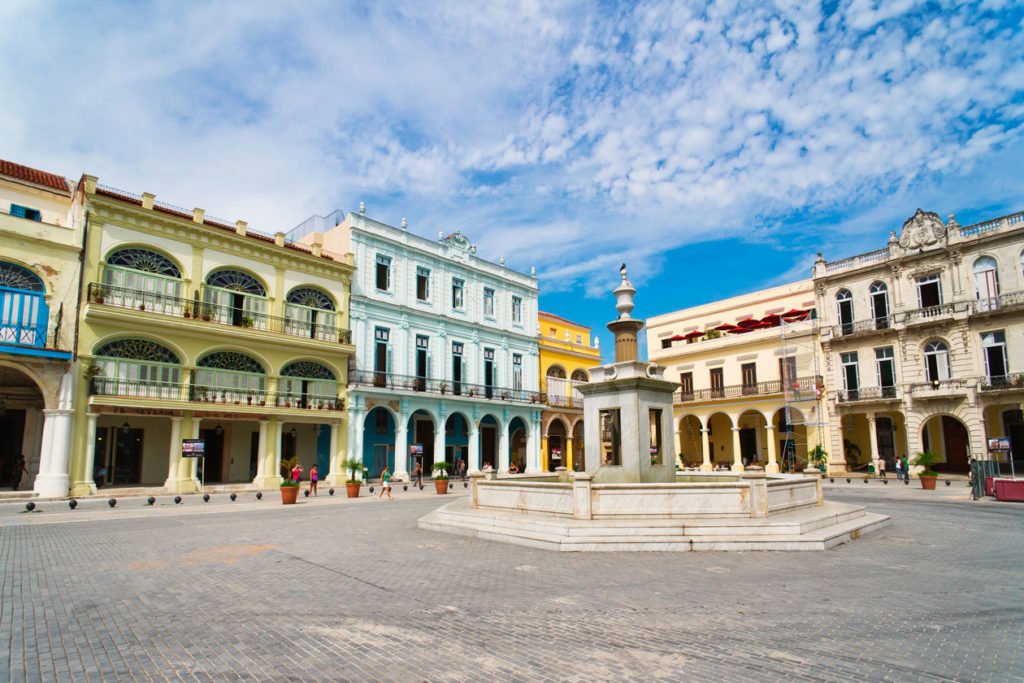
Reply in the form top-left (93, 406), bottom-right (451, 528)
top-left (280, 478), bottom-right (300, 504)
top-left (911, 451), bottom-right (941, 490)
top-left (432, 461), bottom-right (451, 494)
top-left (343, 457), bottom-right (363, 498)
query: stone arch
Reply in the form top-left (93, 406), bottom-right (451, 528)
top-left (285, 286), bottom-right (336, 310)
top-left (104, 246), bottom-right (184, 278)
top-left (93, 338), bottom-right (181, 364)
top-left (677, 414), bottom-right (704, 466)
top-left (706, 412), bottom-right (734, 466)
top-left (543, 413), bottom-right (571, 437)
top-left (570, 368), bottom-right (589, 382)
top-left (196, 350), bottom-right (266, 374)
top-left (0, 260), bottom-right (47, 293)
top-left (0, 361), bottom-right (49, 408)
top-left (507, 415), bottom-right (529, 472)
top-left (545, 364), bottom-right (567, 379)
top-left (204, 268), bottom-right (267, 295)
top-left (89, 333), bottom-right (188, 366)
top-left (912, 410), bottom-right (974, 473)
top-left (363, 406), bottom-right (396, 478)
top-left (277, 356), bottom-right (344, 381)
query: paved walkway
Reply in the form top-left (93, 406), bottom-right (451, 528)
top-left (1, 483), bottom-right (1021, 682)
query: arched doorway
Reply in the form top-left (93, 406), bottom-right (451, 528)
top-left (571, 420), bottom-right (584, 471)
top-left (737, 410), bottom-right (767, 467)
top-left (546, 418), bottom-right (567, 472)
top-left (774, 407), bottom-right (808, 472)
top-left (678, 415), bottom-right (703, 467)
top-left (921, 415), bottom-right (970, 473)
top-left (706, 413), bottom-right (732, 467)
top-left (409, 409), bottom-right (436, 474)
top-left (363, 407), bottom-right (395, 478)
top-left (445, 413), bottom-right (469, 472)
top-left (0, 366), bottom-right (45, 490)
top-left (508, 417), bottom-right (527, 472)
top-left (479, 415), bottom-right (499, 471)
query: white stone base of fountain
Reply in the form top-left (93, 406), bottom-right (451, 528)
top-left (418, 472), bottom-right (890, 552)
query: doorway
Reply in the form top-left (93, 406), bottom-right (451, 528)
top-left (0, 409), bottom-right (26, 488)
top-left (938, 416), bottom-right (969, 472)
top-left (200, 428), bottom-right (225, 482)
top-left (875, 416), bottom-right (895, 468)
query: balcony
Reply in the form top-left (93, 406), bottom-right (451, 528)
top-left (908, 378), bottom-right (970, 400)
top-left (676, 376), bottom-right (821, 403)
top-left (836, 386), bottom-right (899, 403)
top-left (831, 316), bottom-right (894, 339)
top-left (979, 373), bottom-right (1024, 392)
top-left (546, 377), bottom-right (587, 409)
top-left (971, 291), bottom-right (1024, 317)
top-left (902, 301), bottom-right (968, 326)
top-left (348, 370), bottom-right (542, 404)
top-left (87, 283), bottom-right (351, 344)
top-left (89, 377), bottom-right (345, 411)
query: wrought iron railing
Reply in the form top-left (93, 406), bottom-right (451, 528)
top-left (909, 379), bottom-right (969, 396)
top-left (87, 283), bottom-right (351, 343)
top-left (836, 386), bottom-right (898, 402)
top-left (675, 376), bottom-right (821, 402)
top-left (833, 316), bottom-right (893, 337)
top-left (979, 373), bottom-right (1024, 391)
top-left (90, 377), bottom-right (345, 410)
top-left (348, 370), bottom-right (543, 403)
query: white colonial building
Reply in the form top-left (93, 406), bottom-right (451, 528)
top-left (295, 209), bottom-right (543, 479)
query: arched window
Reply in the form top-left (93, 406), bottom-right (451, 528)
top-left (546, 366), bottom-right (566, 379)
top-left (923, 341), bottom-right (951, 382)
top-left (973, 256), bottom-right (1000, 311)
top-left (285, 287), bottom-right (337, 341)
top-left (570, 369), bottom-right (589, 407)
top-left (280, 360), bottom-right (339, 409)
top-left (546, 365), bottom-right (568, 406)
top-left (0, 262), bottom-right (47, 347)
top-left (102, 248), bottom-right (183, 313)
top-left (869, 282), bottom-right (889, 329)
top-left (92, 339), bottom-right (181, 398)
top-left (195, 351), bottom-right (266, 402)
top-left (203, 270), bottom-right (268, 329)
top-left (836, 289), bottom-right (854, 335)
top-left (570, 369), bottom-right (589, 382)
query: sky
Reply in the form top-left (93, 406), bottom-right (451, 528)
top-left (2, 0), bottom-right (1023, 361)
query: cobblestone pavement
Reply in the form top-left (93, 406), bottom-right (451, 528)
top-left (1, 483), bottom-right (1021, 682)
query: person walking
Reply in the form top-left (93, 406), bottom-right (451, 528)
top-left (900, 454), bottom-right (910, 483)
top-left (878, 457), bottom-right (886, 480)
top-left (309, 464), bottom-right (319, 496)
top-left (379, 466), bottom-right (393, 499)
top-left (11, 454), bottom-right (27, 491)
top-left (291, 462), bottom-right (303, 484)
top-left (457, 459), bottom-right (467, 480)
top-left (413, 461), bottom-right (422, 488)
top-left (894, 456), bottom-right (902, 483)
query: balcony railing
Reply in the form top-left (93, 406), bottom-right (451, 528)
top-left (546, 377), bottom-right (587, 408)
top-left (833, 316), bottom-right (893, 337)
top-left (836, 386), bottom-right (898, 403)
top-left (902, 302), bottom-right (966, 324)
top-left (87, 283), bottom-right (351, 344)
top-left (979, 374), bottom-right (1024, 391)
top-left (348, 370), bottom-right (542, 403)
top-left (676, 376), bottom-right (821, 402)
top-left (972, 291), bottom-right (1024, 315)
top-left (909, 378), bottom-right (969, 398)
top-left (90, 377), bottom-right (345, 410)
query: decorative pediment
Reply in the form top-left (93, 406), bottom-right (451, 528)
top-left (444, 230), bottom-right (476, 262)
top-left (898, 209), bottom-right (946, 250)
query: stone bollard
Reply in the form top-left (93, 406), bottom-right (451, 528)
top-left (469, 471), bottom-right (486, 510)
top-left (572, 472), bottom-right (593, 520)
top-left (741, 471), bottom-right (769, 518)
top-left (555, 466), bottom-right (569, 483)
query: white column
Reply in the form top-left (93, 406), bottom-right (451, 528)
top-left (525, 414), bottom-right (541, 473)
top-left (254, 419), bottom-right (268, 483)
top-left (468, 421), bottom-right (480, 471)
top-left (329, 419), bottom-right (340, 480)
top-left (731, 427), bottom-right (744, 472)
top-left (498, 421), bottom-right (511, 472)
top-left (394, 413), bottom-right (409, 479)
top-left (765, 425), bottom-right (779, 474)
top-left (78, 412), bottom-right (100, 494)
top-left (352, 410), bottom-right (364, 469)
top-left (867, 413), bottom-right (880, 474)
top-left (189, 419), bottom-right (200, 486)
top-left (433, 423), bottom-right (446, 475)
top-left (34, 408), bottom-right (73, 497)
top-left (493, 422), bottom-right (509, 473)
top-left (164, 416), bottom-right (183, 492)
top-left (700, 428), bottom-right (712, 471)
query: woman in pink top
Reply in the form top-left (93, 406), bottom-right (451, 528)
top-left (309, 464), bottom-right (319, 496)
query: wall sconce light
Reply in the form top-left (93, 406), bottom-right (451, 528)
top-left (215, 424), bottom-right (224, 436)
top-left (122, 421), bottom-right (130, 430)
top-left (290, 426), bottom-right (298, 438)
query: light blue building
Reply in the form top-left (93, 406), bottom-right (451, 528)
top-left (293, 208), bottom-right (542, 479)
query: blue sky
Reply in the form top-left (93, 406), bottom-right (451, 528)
top-left (2, 1), bottom-right (1023, 361)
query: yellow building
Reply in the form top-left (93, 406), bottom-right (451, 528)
top-left (538, 311), bottom-right (601, 471)
top-left (646, 281), bottom-right (831, 473)
top-left (70, 176), bottom-right (355, 495)
top-left (0, 159), bottom-right (81, 497)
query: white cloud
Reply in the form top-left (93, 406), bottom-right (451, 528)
top-left (0, 0), bottom-right (1021, 296)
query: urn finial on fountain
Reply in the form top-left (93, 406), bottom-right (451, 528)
top-left (607, 263), bottom-right (645, 362)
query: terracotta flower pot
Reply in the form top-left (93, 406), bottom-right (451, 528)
top-left (919, 475), bottom-right (938, 490)
top-left (435, 479), bottom-right (449, 494)
top-left (345, 482), bottom-right (361, 498)
top-left (280, 485), bottom-right (300, 504)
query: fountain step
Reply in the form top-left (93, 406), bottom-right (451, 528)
top-left (421, 500), bottom-right (890, 552)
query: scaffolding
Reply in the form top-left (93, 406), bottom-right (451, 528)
top-left (777, 315), bottom-right (826, 472)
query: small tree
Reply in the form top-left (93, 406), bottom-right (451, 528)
top-left (432, 461), bottom-right (451, 480)
top-left (911, 451), bottom-right (940, 477)
top-left (343, 457), bottom-right (363, 483)
top-left (809, 445), bottom-right (828, 470)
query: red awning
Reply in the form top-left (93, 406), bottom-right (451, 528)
top-left (683, 330), bottom-right (704, 338)
top-left (761, 313), bottom-right (781, 323)
top-left (729, 326), bottom-right (753, 333)
top-left (666, 334), bottom-right (687, 342)
top-left (735, 318), bottom-right (759, 328)
top-left (781, 308), bottom-right (808, 320)
top-left (713, 323), bottom-right (736, 331)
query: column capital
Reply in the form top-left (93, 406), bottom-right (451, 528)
top-left (764, 424), bottom-right (774, 432)
top-left (169, 415), bottom-right (184, 424)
